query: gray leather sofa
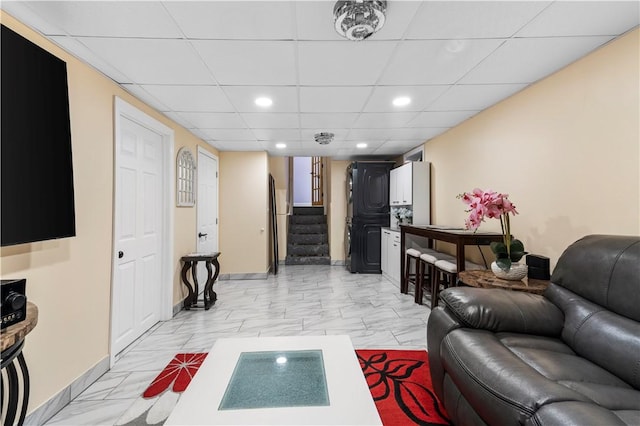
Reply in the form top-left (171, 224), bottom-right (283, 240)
top-left (427, 235), bottom-right (640, 425)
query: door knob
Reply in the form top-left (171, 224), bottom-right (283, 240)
top-left (118, 251), bottom-right (124, 259)
top-left (198, 232), bottom-right (208, 238)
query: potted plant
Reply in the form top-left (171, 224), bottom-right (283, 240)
top-left (459, 188), bottom-right (527, 279)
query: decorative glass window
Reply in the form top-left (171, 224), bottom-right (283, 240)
top-left (176, 147), bottom-right (196, 207)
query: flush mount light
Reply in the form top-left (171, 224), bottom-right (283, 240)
top-left (275, 143), bottom-right (287, 149)
top-left (314, 132), bottom-right (335, 145)
top-left (392, 96), bottom-right (411, 107)
top-left (356, 143), bottom-right (368, 148)
top-left (334, 0), bottom-right (387, 41)
top-left (255, 97), bottom-right (273, 107)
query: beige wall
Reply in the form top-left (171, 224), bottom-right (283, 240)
top-left (329, 160), bottom-right (350, 261)
top-left (219, 152), bottom-right (269, 274)
top-left (424, 29), bottom-right (639, 269)
top-left (0, 13), bottom-right (218, 415)
top-left (268, 156), bottom-right (289, 261)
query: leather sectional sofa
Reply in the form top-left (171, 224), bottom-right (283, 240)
top-left (427, 234), bottom-right (640, 425)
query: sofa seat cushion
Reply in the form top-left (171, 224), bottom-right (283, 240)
top-left (525, 401), bottom-right (639, 426)
top-left (441, 328), bottom-right (638, 425)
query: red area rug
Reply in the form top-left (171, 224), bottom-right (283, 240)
top-left (356, 350), bottom-right (450, 425)
top-left (118, 350), bottom-right (449, 425)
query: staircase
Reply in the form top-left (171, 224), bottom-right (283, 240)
top-left (285, 207), bottom-right (330, 265)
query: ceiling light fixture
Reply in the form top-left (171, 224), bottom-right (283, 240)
top-left (255, 97), bottom-right (273, 107)
top-left (275, 143), bottom-right (287, 149)
top-left (392, 96), bottom-right (411, 107)
top-left (333, 0), bottom-right (387, 41)
top-left (314, 132), bottom-right (335, 145)
top-left (356, 143), bottom-right (368, 148)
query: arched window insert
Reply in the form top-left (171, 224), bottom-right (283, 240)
top-left (177, 147), bottom-right (196, 207)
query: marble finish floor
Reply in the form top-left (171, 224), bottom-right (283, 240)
top-left (44, 265), bottom-right (430, 425)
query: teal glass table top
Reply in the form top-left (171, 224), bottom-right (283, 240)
top-left (218, 350), bottom-right (329, 410)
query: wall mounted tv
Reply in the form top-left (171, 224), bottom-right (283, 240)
top-left (1, 25), bottom-right (76, 246)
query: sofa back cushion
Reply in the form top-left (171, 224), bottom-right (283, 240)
top-left (545, 284), bottom-right (640, 389)
top-left (547, 234), bottom-right (640, 389)
top-left (550, 234), bottom-right (640, 322)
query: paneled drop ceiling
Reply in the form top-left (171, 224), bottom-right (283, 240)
top-left (2, 1), bottom-right (638, 159)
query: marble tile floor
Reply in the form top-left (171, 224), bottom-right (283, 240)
top-left (44, 265), bottom-right (431, 425)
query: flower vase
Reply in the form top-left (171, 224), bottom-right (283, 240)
top-left (491, 261), bottom-right (528, 281)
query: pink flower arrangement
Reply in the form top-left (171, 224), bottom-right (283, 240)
top-left (458, 188), bottom-right (525, 271)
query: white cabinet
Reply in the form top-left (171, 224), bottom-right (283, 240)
top-left (381, 229), bottom-right (401, 284)
top-left (389, 162), bottom-right (430, 225)
top-left (389, 231), bottom-right (401, 284)
top-left (381, 229), bottom-right (390, 273)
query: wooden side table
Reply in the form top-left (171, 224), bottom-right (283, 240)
top-left (1, 302), bottom-right (38, 426)
top-left (457, 269), bottom-right (550, 295)
top-left (180, 252), bottom-right (221, 310)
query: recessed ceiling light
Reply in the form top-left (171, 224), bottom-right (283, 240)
top-left (356, 143), bottom-right (368, 149)
top-left (275, 143), bottom-right (287, 149)
top-left (255, 97), bottom-right (273, 107)
top-left (392, 96), bottom-right (411, 107)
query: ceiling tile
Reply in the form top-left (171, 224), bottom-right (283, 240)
top-left (299, 113), bottom-right (359, 129)
top-left (222, 86), bottom-right (298, 112)
top-left (363, 85), bottom-right (450, 112)
top-left (78, 37), bottom-right (214, 85)
top-left (379, 39), bottom-right (504, 85)
top-left (121, 84), bottom-right (170, 112)
top-left (517, 1), bottom-right (640, 37)
top-left (427, 84), bottom-right (527, 111)
top-left (299, 86), bottom-right (373, 112)
top-left (350, 128), bottom-right (446, 143)
top-left (353, 113), bottom-right (418, 129)
top-left (240, 113), bottom-right (299, 129)
top-left (217, 141), bottom-right (265, 151)
top-left (252, 128), bottom-right (301, 141)
top-left (405, 1), bottom-right (550, 39)
top-left (139, 85), bottom-right (234, 112)
top-left (192, 40), bottom-right (297, 85)
top-left (164, 1), bottom-right (296, 39)
top-left (407, 111), bottom-right (477, 128)
top-left (200, 128), bottom-right (256, 141)
top-left (177, 113), bottom-right (246, 129)
top-left (375, 140), bottom-right (426, 154)
top-left (21, 1), bottom-right (182, 38)
top-left (2, 2), bottom-right (69, 35)
top-left (460, 36), bottom-right (615, 84)
top-left (50, 36), bottom-right (133, 83)
top-left (298, 41), bottom-right (397, 85)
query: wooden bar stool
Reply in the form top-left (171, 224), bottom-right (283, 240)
top-left (402, 248), bottom-right (422, 295)
top-left (415, 251), bottom-right (455, 305)
top-left (431, 259), bottom-right (484, 309)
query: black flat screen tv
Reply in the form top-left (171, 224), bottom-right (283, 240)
top-left (1, 25), bottom-right (76, 246)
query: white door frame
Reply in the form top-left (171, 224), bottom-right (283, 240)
top-left (197, 146), bottom-right (219, 251)
top-left (111, 97), bottom-right (175, 366)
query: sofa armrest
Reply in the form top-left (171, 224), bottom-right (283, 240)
top-left (440, 287), bottom-right (564, 336)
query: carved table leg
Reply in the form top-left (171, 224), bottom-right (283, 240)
top-left (191, 261), bottom-right (199, 308)
top-left (1, 347), bottom-right (29, 426)
top-left (180, 261), bottom-right (194, 310)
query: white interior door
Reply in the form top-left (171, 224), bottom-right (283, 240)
top-left (196, 148), bottom-right (218, 286)
top-left (112, 100), bottom-right (172, 357)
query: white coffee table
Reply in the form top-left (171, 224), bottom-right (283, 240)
top-left (165, 335), bottom-right (382, 425)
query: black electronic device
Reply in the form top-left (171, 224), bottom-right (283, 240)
top-left (1, 279), bottom-right (27, 329)
top-left (526, 255), bottom-right (551, 280)
top-left (1, 24), bottom-right (76, 247)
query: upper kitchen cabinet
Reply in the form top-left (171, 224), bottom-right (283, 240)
top-left (390, 162), bottom-right (431, 225)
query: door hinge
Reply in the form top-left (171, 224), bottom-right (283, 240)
top-left (216, 218), bottom-right (218, 225)
top-left (216, 172), bottom-right (218, 178)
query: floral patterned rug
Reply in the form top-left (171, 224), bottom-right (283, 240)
top-left (115, 350), bottom-right (449, 426)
